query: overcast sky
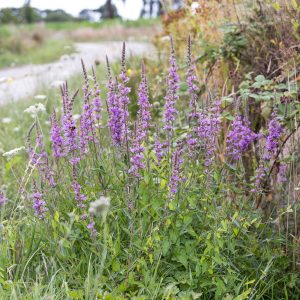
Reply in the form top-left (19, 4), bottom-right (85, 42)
top-left (0, 0), bottom-right (143, 20)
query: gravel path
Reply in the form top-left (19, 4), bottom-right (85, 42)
top-left (0, 42), bottom-right (155, 105)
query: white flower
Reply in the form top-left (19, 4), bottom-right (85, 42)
top-left (73, 114), bottom-right (81, 120)
top-left (45, 121), bottom-right (50, 125)
top-left (3, 146), bottom-right (25, 161)
top-left (34, 95), bottom-right (47, 100)
top-left (13, 127), bottom-right (19, 131)
top-left (89, 197), bottom-right (110, 217)
top-left (24, 103), bottom-right (46, 114)
top-left (2, 118), bottom-right (12, 124)
top-left (0, 77), bottom-right (7, 83)
top-left (64, 45), bottom-right (71, 50)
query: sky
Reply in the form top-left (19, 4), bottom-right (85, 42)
top-left (0, 0), bottom-right (144, 20)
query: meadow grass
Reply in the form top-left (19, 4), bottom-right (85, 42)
top-left (0, 39), bottom-right (76, 69)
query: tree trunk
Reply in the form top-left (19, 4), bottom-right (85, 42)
top-left (106, 0), bottom-right (113, 19)
top-left (150, 0), bottom-right (154, 18)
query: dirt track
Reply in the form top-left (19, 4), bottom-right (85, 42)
top-left (0, 42), bottom-right (155, 105)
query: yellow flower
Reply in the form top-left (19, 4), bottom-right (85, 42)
top-left (8, 78), bottom-right (13, 83)
top-left (127, 69), bottom-right (132, 75)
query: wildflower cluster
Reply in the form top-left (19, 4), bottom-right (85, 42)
top-left (18, 36), bottom-right (288, 241)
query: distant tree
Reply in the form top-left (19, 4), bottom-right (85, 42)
top-left (0, 8), bottom-right (21, 24)
top-left (79, 9), bottom-right (93, 21)
top-left (43, 9), bottom-right (75, 22)
top-left (93, 1), bottom-right (120, 20)
top-left (22, 0), bottom-right (42, 23)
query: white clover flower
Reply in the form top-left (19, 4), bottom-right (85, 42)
top-left (3, 146), bottom-right (25, 161)
top-left (34, 95), bottom-right (47, 100)
top-left (89, 196), bottom-right (110, 217)
top-left (2, 118), bottom-right (12, 124)
top-left (73, 114), bottom-right (81, 120)
top-left (24, 103), bottom-right (46, 114)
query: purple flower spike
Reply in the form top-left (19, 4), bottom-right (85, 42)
top-left (50, 108), bottom-right (66, 158)
top-left (163, 34), bottom-right (180, 147)
top-left (128, 121), bottom-right (146, 178)
top-left (91, 66), bottom-right (103, 125)
top-left (81, 60), bottom-right (97, 145)
top-left (187, 35), bottom-right (198, 117)
top-left (226, 97), bottom-right (257, 165)
top-left (265, 90), bottom-right (283, 159)
top-left (106, 57), bottom-right (124, 147)
top-left (137, 60), bottom-right (153, 142)
top-left (35, 121), bottom-right (47, 171)
top-left (31, 179), bottom-right (47, 219)
top-left (62, 85), bottom-right (80, 159)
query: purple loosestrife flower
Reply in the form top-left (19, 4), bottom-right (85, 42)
top-left (163, 34), bottom-right (180, 147)
top-left (62, 86), bottom-right (80, 159)
top-left (137, 61), bottom-right (153, 142)
top-left (35, 122), bottom-right (47, 171)
top-left (128, 122), bottom-right (146, 178)
top-left (87, 219), bottom-right (98, 237)
top-left (187, 35), bottom-right (198, 117)
top-left (106, 57), bottom-right (124, 147)
top-left (31, 178), bottom-right (47, 219)
top-left (50, 108), bottom-right (66, 158)
top-left (251, 144), bottom-right (267, 192)
top-left (0, 189), bottom-right (7, 204)
top-left (45, 157), bottom-right (56, 187)
top-left (91, 66), bottom-right (103, 127)
top-left (226, 97), bottom-right (257, 165)
top-left (72, 163), bottom-right (87, 219)
top-left (81, 60), bottom-right (97, 145)
top-left (278, 165), bottom-right (287, 182)
top-left (265, 91), bottom-right (283, 159)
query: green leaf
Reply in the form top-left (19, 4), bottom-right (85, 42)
top-left (177, 254), bottom-right (188, 270)
top-left (226, 116), bottom-right (235, 121)
top-left (271, 2), bottom-right (280, 10)
top-left (150, 151), bottom-right (158, 163)
top-left (255, 75), bottom-right (265, 82)
top-left (5, 156), bottom-right (21, 172)
top-left (179, 82), bottom-right (189, 91)
top-left (163, 240), bottom-right (170, 256)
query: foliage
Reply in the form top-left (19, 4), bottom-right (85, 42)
top-left (0, 33), bottom-right (300, 299)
